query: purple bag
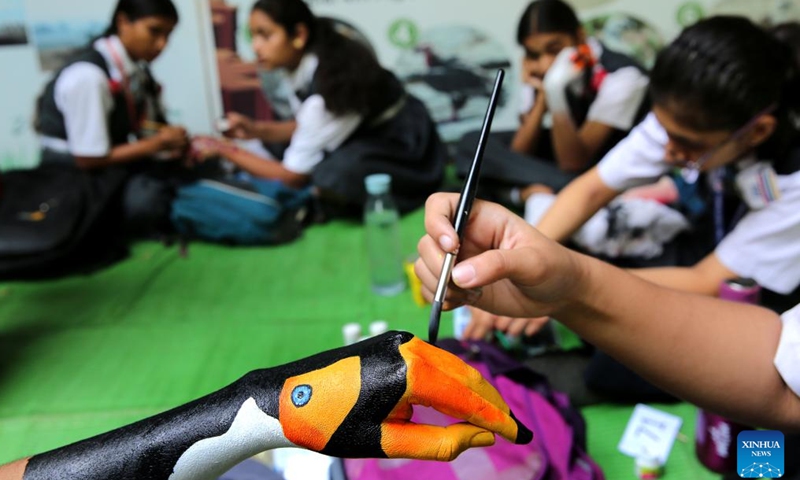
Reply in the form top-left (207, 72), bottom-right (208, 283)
top-left (343, 340), bottom-right (604, 480)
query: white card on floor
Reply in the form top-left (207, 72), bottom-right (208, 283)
top-left (617, 404), bottom-right (683, 463)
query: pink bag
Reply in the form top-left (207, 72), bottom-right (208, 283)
top-left (343, 340), bottom-right (604, 480)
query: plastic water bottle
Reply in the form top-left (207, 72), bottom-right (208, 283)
top-left (364, 174), bottom-right (405, 296)
top-left (695, 278), bottom-right (760, 473)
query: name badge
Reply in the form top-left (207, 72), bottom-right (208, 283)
top-left (735, 162), bottom-right (781, 210)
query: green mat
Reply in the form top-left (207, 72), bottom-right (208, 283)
top-left (0, 209), bottom-right (721, 479)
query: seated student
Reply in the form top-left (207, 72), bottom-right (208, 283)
top-left (197, 0), bottom-right (446, 218)
top-left (533, 16), bottom-right (800, 308)
top-left (416, 193), bottom-right (800, 431)
top-left (454, 0), bottom-right (649, 201)
top-left (465, 16), bottom-right (800, 402)
top-left (35, 0), bottom-right (191, 236)
top-left (0, 332), bottom-right (532, 480)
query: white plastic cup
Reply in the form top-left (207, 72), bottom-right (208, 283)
top-left (369, 320), bottom-right (389, 337)
top-left (342, 323), bottom-right (362, 346)
top-left (453, 306), bottom-right (471, 340)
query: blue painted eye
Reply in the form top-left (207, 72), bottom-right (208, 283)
top-left (291, 385), bottom-right (312, 407)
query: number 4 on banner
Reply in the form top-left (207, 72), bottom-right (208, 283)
top-left (618, 404), bottom-right (683, 464)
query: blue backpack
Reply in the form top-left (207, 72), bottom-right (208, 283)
top-left (170, 177), bottom-right (311, 245)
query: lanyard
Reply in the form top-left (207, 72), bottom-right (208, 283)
top-left (105, 38), bottom-right (141, 134)
top-left (710, 168), bottom-right (747, 245)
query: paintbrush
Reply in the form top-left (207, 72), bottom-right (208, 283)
top-left (428, 69), bottom-right (505, 345)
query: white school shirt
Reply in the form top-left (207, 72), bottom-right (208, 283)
top-left (775, 304), bottom-right (800, 398)
top-left (280, 54), bottom-right (363, 175)
top-left (518, 37), bottom-right (649, 131)
top-left (597, 112), bottom-right (800, 294)
top-left (40, 35), bottom-right (143, 157)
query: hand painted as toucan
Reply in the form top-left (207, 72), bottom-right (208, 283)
top-left (20, 332), bottom-right (532, 480)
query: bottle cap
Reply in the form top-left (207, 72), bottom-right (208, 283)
top-left (369, 320), bottom-right (389, 337)
top-left (635, 455), bottom-right (664, 479)
top-left (365, 173), bottom-right (392, 195)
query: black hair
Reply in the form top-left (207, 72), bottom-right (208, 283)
top-left (104, 0), bottom-right (179, 36)
top-left (251, 0), bottom-right (392, 116)
top-left (649, 16), bottom-right (800, 161)
top-left (516, 0), bottom-right (581, 45)
top-left (771, 22), bottom-right (800, 71)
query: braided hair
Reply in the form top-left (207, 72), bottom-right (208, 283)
top-left (649, 16), bottom-right (800, 163)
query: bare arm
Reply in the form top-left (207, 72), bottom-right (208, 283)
top-left (0, 459), bottom-right (26, 480)
top-left (216, 143), bottom-right (308, 188)
top-left (550, 114), bottom-right (617, 173)
top-left (630, 252), bottom-right (738, 296)
top-left (250, 120), bottom-right (296, 144)
top-left (535, 166), bottom-right (619, 242)
top-left (510, 95), bottom-right (547, 155)
top-left (224, 112), bottom-right (296, 144)
top-left (562, 255), bottom-right (798, 429)
top-left (74, 126), bottom-right (189, 169)
top-left (416, 194), bottom-right (800, 430)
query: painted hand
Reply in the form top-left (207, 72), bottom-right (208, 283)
top-left (251, 331), bottom-right (532, 461)
top-left (542, 45), bottom-right (595, 115)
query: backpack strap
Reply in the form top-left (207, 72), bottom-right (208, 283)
top-left (35, 47), bottom-right (136, 146)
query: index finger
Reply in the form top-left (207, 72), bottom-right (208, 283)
top-left (423, 193), bottom-right (461, 253)
top-left (398, 337), bottom-right (532, 444)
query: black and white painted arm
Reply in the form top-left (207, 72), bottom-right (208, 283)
top-left (0, 331), bottom-right (531, 480)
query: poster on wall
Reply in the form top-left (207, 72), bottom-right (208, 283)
top-left (0, 0), bottom-right (28, 46)
top-left (708, 0), bottom-right (800, 23)
top-left (29, 19), bottom-right (105, 71)
top-left (203, 0), bottom-right (679, 142)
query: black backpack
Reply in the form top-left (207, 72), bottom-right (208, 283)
top-left (0, 164), bottom-right (129, 281)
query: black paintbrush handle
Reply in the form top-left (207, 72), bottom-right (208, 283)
top-left (428, 69), bottom-right (505, 345)
top-left (452, 69), bottom-right (505, 239)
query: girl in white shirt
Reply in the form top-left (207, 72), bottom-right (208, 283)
top-left (201, 0), bottom-right (446, 218)
top-left (454, 0), bottom-right (650, 198)
top-left (467, 17), bottom-right (800, 342)
top-left (35, 0), bottom-right (190, 234)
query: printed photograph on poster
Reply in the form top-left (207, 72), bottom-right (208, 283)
top-left (30, 19), bottom-right (105, 71)
top-left (0, 0), bottom-right (28, 46)
top-left (210, 0), bottom-right (273, 125)
top-left (209, 0), bottom-right (376, 127)
top-left (709, 0), bottom-right (800, 24)
top-left (584, 13), bottom-right (664, 68)
top-left (394, 24), bottom-right (512, 141)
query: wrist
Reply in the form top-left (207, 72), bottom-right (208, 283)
top-left (146, 135), bottom-right (167, 155)
top-left (553, 252), bottom-right (603, 319)
top-left (529, 97), bottom-right (547, 116)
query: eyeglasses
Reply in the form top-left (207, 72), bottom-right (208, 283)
top-left (678, 104), bottom-right (777, 184)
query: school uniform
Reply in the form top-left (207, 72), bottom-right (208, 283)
top-left (777, 304), bottom-right (800, 399)
top-left (455, 37), bottom-right (650, 196)
top-left (36, 35), bottom-right (175, 235)
top-left (584, 111), bottom-right (800, 405)
top-left (276, 53), bottom-right (446, 216)
top-left (598, 112), bottom-right (800, 302)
